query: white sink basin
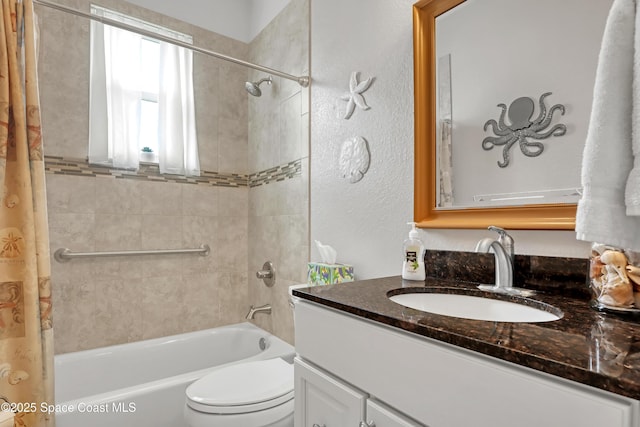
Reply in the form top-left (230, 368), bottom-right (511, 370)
top-left (388, 292), bottom-right (562, 323)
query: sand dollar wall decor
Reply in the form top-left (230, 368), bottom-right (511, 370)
top-left (339, 136), bottom-right (371, 183)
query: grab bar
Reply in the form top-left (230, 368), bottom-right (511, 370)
top-left (54, 244), bottom-right (210, 263)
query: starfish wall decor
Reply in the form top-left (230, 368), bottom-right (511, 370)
top-left (340, 71), bottom-right (374, 119)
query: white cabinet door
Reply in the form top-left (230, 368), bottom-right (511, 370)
top-left (295, 357), bottom-right (366, 427)
top-left (363, 399), bottom-right (425, 427)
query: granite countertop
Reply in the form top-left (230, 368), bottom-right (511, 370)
top-left (293, 276), bottom-right (640, 400)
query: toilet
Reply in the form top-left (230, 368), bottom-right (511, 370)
top-left (184, 357), bottom-right (294, 427)
top-left (184, 285), bottom-right (307, 427)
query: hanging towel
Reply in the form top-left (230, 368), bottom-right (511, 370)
top-left (576, 0), bottom-right (640, 251)
top-left (628, 0), bottom-right (640, 215)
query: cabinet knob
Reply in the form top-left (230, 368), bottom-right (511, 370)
top-left (359, 421), bottom-right (376, 427)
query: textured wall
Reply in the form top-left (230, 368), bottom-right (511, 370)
top-left (310, 0), bottom-right (415, 280)
top-left (39, 0), bottom-right (250, 353)
top-left (310, 0), bottom-right (590, 282)
top-left (247, 0), bottom-right (309, 345)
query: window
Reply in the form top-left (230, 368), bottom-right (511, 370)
top-left (139, 37), bottom-right (160, 161)
top-left (88, 5), bottom-right (200, 176)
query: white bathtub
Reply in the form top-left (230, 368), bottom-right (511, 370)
top-left (54, 323), bottom-right (295, 427)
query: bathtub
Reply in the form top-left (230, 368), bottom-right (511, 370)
top-left (54, 322), bottom-right (295, 427)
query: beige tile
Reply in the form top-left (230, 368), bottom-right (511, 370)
top-left (46, 174), bottom-right (95, 214)
top-left (182, 216), bottom-right (219, 273)
top-left (249, 181), bottom-right (280, 217)
top-left (219, 271), bottom-right (249, 325)
top-left (39, 6), bottom-right (89, 159)
top-left (218, 64), bottom-right (248, 121)
top-left (95, 214), bottom-right (142, 251)
top-left (197, 130), bottom-right (219, 173)
top-left (91, 258), bottom-right (144, 281)
top-left (95, 178), bottom-right (143, 215)
top-left (218, 116), bottom-right (248, 174)
top-left (94, 277), bottom-right (143, 346)
top-left (140, 181), bottom-right (182, 215)
top-left (50, 257), bottom-right (94, 296)
top-left (217, 217), bottom-right (248, 271)
top-left (182, 216), bottom-right (218, 247)
top-left (276, 215), bottom-right (309, 282)
top-left (140, 276), bottom-right (185, 340)
top-left (181, 273), bottom-right (221, 332)
top-left (182, 185), bottom-right (218, 217)
top-left (280, 92), bottom-right (302, 164)
top-left (270, 278), bottom-right (296, 345)
top-left (52, 279), bottom-right (97, 354)
top-left (141, 215), bottom-right (183, 250)
top-left (48, 212), bottom-right (95, 253)
top-left (248, 107), bottom-right (280, 173)
top-left (249, 215), bottom-right (280, 283)
top-left (278, 175), bottom-right (306, 216)
top-left (219, 187), bottom-right (248, 218)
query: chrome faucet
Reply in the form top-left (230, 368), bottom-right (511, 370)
top-left (475, 226), bottom-right (534, 297)
top-left (245, 304), bottom-right (272, 320)
top-left (489, 225), bottom-right (514, 265)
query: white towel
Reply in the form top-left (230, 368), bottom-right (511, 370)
top-left (628, 0), bottom-right (640, 215)
top-left (576, 0), bottom-right (640, 251)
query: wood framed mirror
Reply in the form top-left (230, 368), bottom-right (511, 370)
top-left (413, 0), bottom-right (584, 230)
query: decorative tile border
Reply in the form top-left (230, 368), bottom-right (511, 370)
top-left (249, 159), bottom-right (302, 188)
top-left (44, 156), bottom-right (302, 188)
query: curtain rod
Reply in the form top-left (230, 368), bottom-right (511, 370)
top-left (32, 0), bottom-right (310, 87)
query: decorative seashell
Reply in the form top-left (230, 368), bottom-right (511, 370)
top-left (626, 265), bottom-right (640, 288)
top-left (591, 243), bottom-right (610, 256)
top-left (599, 264), bottom-right (635, 307)
top-left (600, 250), bottom-right (630, 284)
top-left (591, 276), bottom-right (604, 296)
top-left (8, 370), bottom-right (29, 385)
top-left (0, 363), bottom-right (11, 379)
top-left (590, 255), bottom-right (604, 279)
top-left (626, 264), bottom-right (640, 294)
top-left (599, 281), bottom-right (635, 307)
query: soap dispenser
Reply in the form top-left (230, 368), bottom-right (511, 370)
top-left (402, 222), bottom-right (425, 281)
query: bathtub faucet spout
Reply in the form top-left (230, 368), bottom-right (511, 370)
top-left (245, 304), bottom-right (272, 320)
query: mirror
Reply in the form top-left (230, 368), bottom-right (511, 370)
top-left (413, 0), bottom-right (612, 229)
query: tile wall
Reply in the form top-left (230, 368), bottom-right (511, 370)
top-left (247, 0), bottom-right (310, 344)
top-left (39, 0), bottom-right (308, 353)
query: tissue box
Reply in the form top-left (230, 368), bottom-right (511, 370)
top-left (307, 262), bottom-right (354, 285)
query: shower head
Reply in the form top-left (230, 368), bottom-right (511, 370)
top-left (245, 76), bottom-right (272, 97)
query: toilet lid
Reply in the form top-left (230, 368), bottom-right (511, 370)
top-left (186, 358), bottom-right (294, 414)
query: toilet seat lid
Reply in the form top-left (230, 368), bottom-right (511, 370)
top-left (186, 358), bottom-right (293, 414)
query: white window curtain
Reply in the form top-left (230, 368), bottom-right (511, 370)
top-left (89, 20), bottom-right (142, 170)
top-left (158, 43), bottom-right (200, 176)
top-left (88, 5), bottom-right (200, 176)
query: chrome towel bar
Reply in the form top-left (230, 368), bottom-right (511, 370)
top-left (54, 244), bottom-right (210, 263)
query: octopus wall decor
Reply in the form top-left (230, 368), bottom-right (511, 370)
top-left (482, 92), bottom-right (567, 168)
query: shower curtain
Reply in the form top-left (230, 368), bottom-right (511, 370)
top-left (0, 0), bottom-right (55, 426)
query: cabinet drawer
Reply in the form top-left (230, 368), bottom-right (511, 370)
top-left (295, 301), bottom-right (639, 427)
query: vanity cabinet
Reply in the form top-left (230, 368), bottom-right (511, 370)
top-left (294, 300), bottom-right (639, 427)
top-left (294, 356), bottom-right (422, 427)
